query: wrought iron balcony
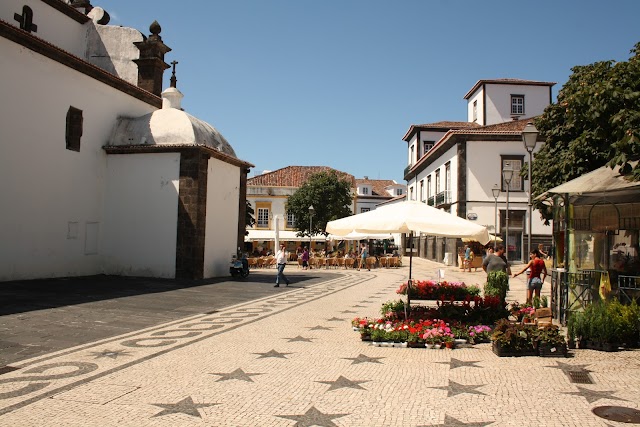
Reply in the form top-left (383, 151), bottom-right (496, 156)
top-left (435, 191), bottom-right (451, 206)
top-left (427, 196), bottom-right (435, 206)
top-left (403, 164), bottom-right (413, 180)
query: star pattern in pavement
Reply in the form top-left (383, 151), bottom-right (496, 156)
top-left (284, 335), bottom-right (314, 342)
top-left (341, 310), bottom-right (357, 313)
top-left (430, 381), bottom-right (486, 397)
top-left (359, 300), bottom-right (373, 303)
top-left (307, 325), bottom-right (333, 331)
top-left (546, 361), bottom-right (591, 372)
top-left (253, 349), bottom-right (292, 359)
top-left (326, 317), bottom-right (345, 322)
top-left (89, 349), bottom-right (133, 359)
top-left (276, 406), bottom-right (349, 427)
top-left (418, 414), bottom-right (494, 426)
top-left (151, 396), bottom-right (219, 418)
top-left (316, 375), bottom-right (369, 391)
top-left (209, 368), bottom-right (263, 382)
top-left (437, 358), bottom-right (481, 370)
top-left (563, 386), bottom-right (629, 404)
top-left (351, 304), bottom-right (366, 308)
top-left (342, 353), bottom-right (385, 365)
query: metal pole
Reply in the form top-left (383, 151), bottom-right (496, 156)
top-left (527, 149), bottom-right (533, 257)
top-left (505, 184), bottom-right (510, 262)
top-left (494, 197), bottom-right (498, 249)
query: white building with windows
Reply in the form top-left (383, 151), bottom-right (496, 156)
top-left (355, 177), bottom-right (404, 214)
top-left (403, 79), bottom-right (554, 263)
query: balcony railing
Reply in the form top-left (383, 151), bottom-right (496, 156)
top-left (550, 269), bottom-right (640, 324)
top-left (403, 164), bottom-right (412, 180)
top-left (427, 196), bottom-right (435, 206)
top-left (435, 191), bottom-right (451, 206)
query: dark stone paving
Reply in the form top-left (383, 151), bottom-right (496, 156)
top-left (0, 271), bottom-right (338, 366)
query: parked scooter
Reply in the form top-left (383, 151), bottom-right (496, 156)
top-left (230, 252), bottom-right (249, 278)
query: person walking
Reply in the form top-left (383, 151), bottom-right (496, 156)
top-left (357, 243), bottom-right (369, 271)
top-left (463, 244), bottom-right (474, 272)
top-left (274, 243), bottom-right (290, 287)
top-left (301, 246), bottom-right (309, 270)
top-left (482, 244), bottom-right (511, 276)
top-left (513, 248), bottom-right (548, 304)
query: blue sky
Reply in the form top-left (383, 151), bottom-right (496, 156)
top-left (102, 0), bottom-right (639, 183)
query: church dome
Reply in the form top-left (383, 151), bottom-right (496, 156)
top-left (109, 87), bottom-right (237, 157)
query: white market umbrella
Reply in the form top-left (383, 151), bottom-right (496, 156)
top-left (326, 201), bottom-right (489, 243)
top-left (326, 201), bottom-right (489, 311)
top-left (327, 231), bottom-right (394, 241)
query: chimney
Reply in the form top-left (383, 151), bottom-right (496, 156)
top-left (133, 21), bottom-right (171, 96)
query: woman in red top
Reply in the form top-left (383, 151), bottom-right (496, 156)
top-left (513, 249), bottom-right (548, 304)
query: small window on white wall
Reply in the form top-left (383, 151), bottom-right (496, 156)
top-left (397, 188), bottom-right (403, 196)
top-left (361, 207), bottom-right (370, 213)
top-left (286, 212), bottom-right (295, 228)
top-left (361, 187), bottom-right (369, 195)
top-left (511, 95), bottom-right (524, 115)
top-left (473, 100), bottom-right (478, 122)
top-left (257, 208), bottom-right (269, 228)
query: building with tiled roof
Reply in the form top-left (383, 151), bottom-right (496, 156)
top-left (401, 79), bottom-right (555, 264)
top-left (246, 167), bottom-right (402, 253)
top-left (355, 177), bottom-right (404, 214)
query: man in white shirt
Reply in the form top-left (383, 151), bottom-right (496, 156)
top-left (274, 243), bottom-right (290, 287)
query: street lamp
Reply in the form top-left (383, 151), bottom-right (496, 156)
top-left (492, 184), bottom-right (500, 250)
top-left (308, 205), bottom-right (315, 253)
top-left (502, 162), bottom-right (514, 261)
top-left (522, 122), bottom-right (539, 257)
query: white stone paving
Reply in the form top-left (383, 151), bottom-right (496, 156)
top-left (0, 258), bottom-right (638, 426)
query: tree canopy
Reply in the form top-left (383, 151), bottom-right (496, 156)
top-left (533, 41), bottom-right (640, 218)
top-left (286, 171), bottom-right (353, 237)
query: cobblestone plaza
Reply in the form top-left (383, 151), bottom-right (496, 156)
top-left (1, 258), bottom-right (638, 426)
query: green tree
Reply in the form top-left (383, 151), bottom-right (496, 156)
top-left (533, 42), bottom-right (640, 219)
top-left (286, 171), bottom-right (353, 237)
top-left (245, 199), bottom-right (255, 235)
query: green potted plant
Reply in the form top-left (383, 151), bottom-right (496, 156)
top-left (533, 325), bottom-right (568, 357)
top-left (485, 271), bottom-right (509, 302)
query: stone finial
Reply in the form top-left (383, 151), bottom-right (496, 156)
top-left (133, 21), bottom-right (172, 96)
top-left (149, 20), bottom-right (162, 41)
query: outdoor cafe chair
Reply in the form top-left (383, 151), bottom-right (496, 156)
top-left (344, 258), bottom-right (355, 269)
top-left (378, 257), bottom-right (389, 268)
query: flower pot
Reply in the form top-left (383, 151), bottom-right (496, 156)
top-left (425, 343), bottom-right (435, 349)
top-left (445, 341), bottom-right (454, 349)
top-left (538, 342), bottom-right (568, 357)
top-left (407, 341), bottom-right (425, 348)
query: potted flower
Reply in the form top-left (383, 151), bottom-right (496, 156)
top-left (468, 325), bottom-right (492, 344)
top-left (443, 334), bottom-right (455, 349)
top-left (533, 325), bottom-right (568, 357)
top-left (491, 319), bottom-right (537, 357)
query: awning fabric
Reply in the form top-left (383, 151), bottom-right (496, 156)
top-left (245, 229), bottom-right (326, 242)
top-left (537, 163), bottom-right (640, 199)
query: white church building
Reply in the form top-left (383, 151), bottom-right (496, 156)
top-left (0, 0), bottom-right (253, 281)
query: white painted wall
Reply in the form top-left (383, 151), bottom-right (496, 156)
top-left (0, 36), bottom-right (154, 281)
top-left (466, 90), bottom-right (483, 124)
top-left (204, 158), bottom-right (241, 278)
top-left (484, 84), bottom-right (550, 125)
top-left (1, 0), bottom-right (89, 57)
top-left (467, 139), bottom-right (550, 236)
top-left (103, 153), bottom-right (179, 277)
